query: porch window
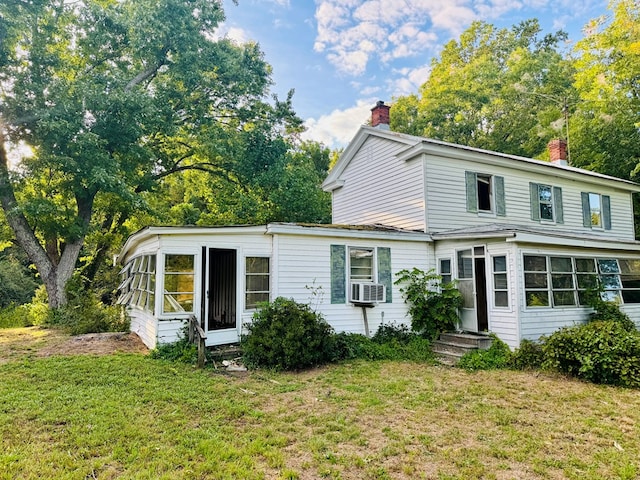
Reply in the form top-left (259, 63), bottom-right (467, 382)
top-left (550, 257), bottom-right (576, 306)
top-left (492, 256), bottom-right (508, 307)
top-left (245, 257), bottom-right (270, 309)
top-left (117, 254), bottom-right (156, 313)
top-left (597, 259), bottom-right (622, 302)
top-left (457, 249), bottom-right (474, 308)
top-left (575, 258), bottom-right (598, 305)
top-left (163, 254), bottom-right (195, 313)
top-left (439, 258), bottom-right (452, 285)
top-left (530, 183), bottom-right (563, 223)
top-left (524, 255), bottom-right (550, 307)
top-left (619, 259), bottom-right (640, 303)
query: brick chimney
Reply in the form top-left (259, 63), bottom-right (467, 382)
top-left (371, 100), bottom-right (390, 129)
top-left (548, 138), bottom-right (568, 166)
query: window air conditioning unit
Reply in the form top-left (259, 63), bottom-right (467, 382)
top-left (350, 283), bottom-right (386, 304)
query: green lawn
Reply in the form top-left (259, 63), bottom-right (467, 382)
top-left (1, 330), bottom-right (639, 479)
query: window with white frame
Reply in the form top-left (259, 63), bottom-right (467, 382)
top-left (117, 254), bottom-right (156, 313)
top-left (492, 255), bottom-right (508, 307)
top-left (581, 192), bottom-right (611, 230)
top-left (530, 183), bottom-right (563, 223)
top-left (465, 171), bottom-right (506, 216)
top-left (439, 258), bottom-right (452, 285)
top-left (524, 255), bottom-right (640, 307)
top-left (245, 257), bottom-right (270, 309)
top-left (349, 247), bottom-right (374, 282)
top-left (163, 254), bottom-right (195, 313)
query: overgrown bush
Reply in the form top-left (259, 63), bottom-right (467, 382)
top-left (509, 339), bottom-right (544, 370)
top-left (46, 277), bottom-right (129, 335)
top-left (588, 297), bottom-right (636, 331)
top-left (0, 304), bottom-right (32, 328)
top-left (150, 327), bottom-right (198, 363)
top-left (329, 323), bottom-right (434, 362)
top-left (242, 297), bottom-right (334, 370)
top-left (395, 268), bottom-right (463, 340)
top-left (458, 335), bottom-right (511, 371)
top-left (0, 249), bottom-right (39, 308)
top-left (542, 320), bottom-right (640, 387)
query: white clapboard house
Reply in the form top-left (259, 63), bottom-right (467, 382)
top-left (118, 101), bottom-right (640, 349)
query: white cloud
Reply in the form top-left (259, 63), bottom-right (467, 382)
top-left (314, 0), bottom-right (565, 77)
top-left (302, 99), bottom-right (374, 147)
top-left (212, 23), bottom-right (251, 43)
top-left (388, 64), bottom-right (431, 96)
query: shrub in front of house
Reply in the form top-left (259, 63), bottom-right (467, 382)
top-left (509, 339), bottom-right (544, 370)
top-left (457, 334), bottom-right (512, 371)
top-left (242, 297), bottom-right (335, 370)
top-left (542, 320), bottom-right (640, 388)
top-left (395, 268), bottom-right (463, 340)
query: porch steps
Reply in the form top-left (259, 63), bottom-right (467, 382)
top-left (432, 332), bottom-right (493, 366)
top-left (208, 344), bottom-right (242, 363)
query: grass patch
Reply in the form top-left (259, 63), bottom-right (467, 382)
top-left (1, 330), bottom-right (640, 479)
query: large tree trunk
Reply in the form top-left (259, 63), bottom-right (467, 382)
top-left (0, 127), bottom-right (91, 308)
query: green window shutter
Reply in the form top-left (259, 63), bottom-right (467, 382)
top-left (529, 183), bottom-right (540, 221)
top-left (465, 171), bottom-right (478, 213)
top-left (330, 245), bottom-right (346, 304)
top-left (495, 175), bottom-right (506, 216)
top-left (377, 247), bottom-right (392, 303)
top-left (581, 192), bottom-right (591, 227)
top-left (603, 195), bottom-right (612, 230)
top-left (553, 186), bottom-right (564, 224)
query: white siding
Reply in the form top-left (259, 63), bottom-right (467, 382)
top-left (272, 232), bottom-right (432, 336)
top-left (425, 154), bottom-right (636, 239)
top-left (332, 136), bottom-right (426, 231)
top-left (128, 310), bottom-right (157, 349)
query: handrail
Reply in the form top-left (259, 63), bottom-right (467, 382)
top-left (187, 315), bottom-right (207, 368)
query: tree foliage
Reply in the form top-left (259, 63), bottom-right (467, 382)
top-left (0, 0), bottom-right (303, 307)
top-left (392, 19), bottom-right (576, 158)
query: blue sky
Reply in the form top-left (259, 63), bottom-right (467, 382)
top-left (217, 0), bottom-right (609, 148)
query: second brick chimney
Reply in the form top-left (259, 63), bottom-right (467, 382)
top-left (548, 138), bottom-right (568, 166)
top-left (371, 101), bottom-right (390, 129)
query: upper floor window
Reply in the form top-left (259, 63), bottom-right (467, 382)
top-left (465, 172), bottom-right (505, 216)
top-left (530, 183), bottom-right (563, 224)
top-left (581, 192), bottom-right (611, 230)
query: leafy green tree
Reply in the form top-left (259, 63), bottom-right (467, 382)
top-left (570, 0), bottom-right (640, 179)
top-left (391, 19), bottom-right (576, 158)
top-left (0, 0), bottom-right (299, 307)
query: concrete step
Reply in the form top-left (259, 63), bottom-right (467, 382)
top-left (432, 332), bottom-right (493, 366)
top-left (439, 332), bottom-right (492, 350)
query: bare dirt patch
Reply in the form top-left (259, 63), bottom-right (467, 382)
top-left (0, 327), bottom-right (148, 363)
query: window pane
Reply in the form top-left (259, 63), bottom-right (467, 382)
top-left (495, 291), bottom-right (508, 307)
top-left (598, 259), bottom-right (620, 273)
top-left (164, 274), bottom-right (194, 292)
top-left (524, 255), bottom-right (546, 271)
top-left (440, 259), bottom-right (451, 275)
top-left (246, 257), bottom-right (269, 274)
top-left (246, 292), bottom-right (269, 309)
top-left (350, 248), bottom-right (373, 281)
top-left (165, 254), bottom-right (194, 272)
top-left (621, 290), bottom-right (640, 304)
top-left (553, 291), bottom-right (576, 306)
top-left (600, 274), bottom-right (621, 289)
top-left (493, 256), bottom-right (506, 272)
top-left (551, 274), bottom-right (573, 289)
top-left (619, 259), bottom-right (640, 274)
top-left (575, 258), bottom-right (596, 272)
top-left (621, 276), bottom-right (640, 289)
top-left (477, 174), bottom-right (492, 211)
top-left (577, 274), bottom-right (598, 289)
top-left (550, 257), bottom-right (572, 272)
top-left (457, 280), bottom-right (474, 308)
top-left (538, 186), bottom-right (552, 202)
top-left (589, 193), bottom-right (602, 227)
top-left (525, 273), bottom-right (547, 289)
top-left (526, 291), bottom-right (549, 307)
top-left (494, 273), bottom-right (507, 289)
top-left (540, 203), bottom-right (554, 220)
top-left (458, 250), bottom-right (473, 278)
top-left (164, 294), bottom-right (193, 312)
top-left (246, 275), bottom-right (269, 291)
top-left (601, 291), bottom-right (621, 302)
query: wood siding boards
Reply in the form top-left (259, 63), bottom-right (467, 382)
top-left (423, 153), bottom-right (637, 239)
top-left (331, 136), bottom-right (426, 231)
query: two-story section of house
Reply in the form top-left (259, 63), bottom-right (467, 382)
top-left (323, 101), bottom-right (640, 347)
